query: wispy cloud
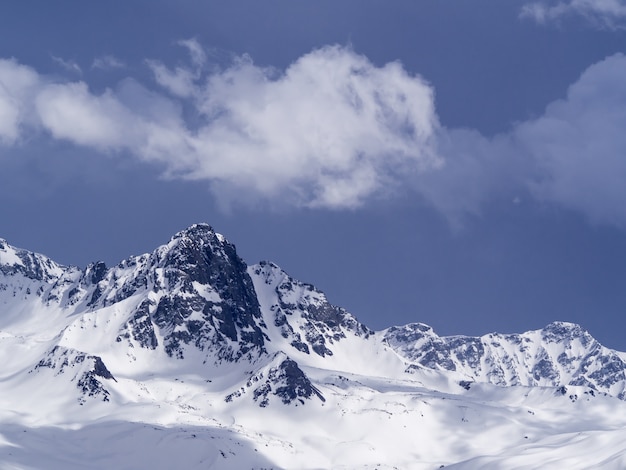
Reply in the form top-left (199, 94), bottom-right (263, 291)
top-left (51, 56), bottom-right (82, 75)
top-left (177, 38), bottom-right (206, 68)
top-left (146, 39), bottom-right (206, 98)
top-left (91, 55), bottom-right (125, 70)
top-left (521, 0), bottom-right (626, 29)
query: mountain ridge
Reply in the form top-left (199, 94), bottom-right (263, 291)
top-left (1, 223), bottom-right (626, 469)
top-left (1, 223), bottom-right (623, 403)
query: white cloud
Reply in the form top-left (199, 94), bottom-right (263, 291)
top-left (3, 45), bottom-right (626, 227)
top-left (35, 82), bottom-right (137, 150)
top-left (51, 56), bottom-right (82, 75)
top-left (0, 59), bottom-right (40, 145)
top-left (1, 45), bottom-right (441, 210)
top-left (177, 39), bottom-right (206, 68)
top-left (521, 0), bottom-right (626, 29)
top-left (146, 60), bottom-right (199, 98)
top-left (147, 38), bottom-right (206, 98)
top-left (185, 46), bottom-right (441, 208)
top-left (92, 55), bottom-right (125, 70)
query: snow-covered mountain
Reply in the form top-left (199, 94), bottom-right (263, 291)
top-left (1, 224), bottom-right (626, 469)
top-left (385, 321), bottom-right (626, 398)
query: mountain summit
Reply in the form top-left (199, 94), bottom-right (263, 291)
top-left (1, 224), bottom-right (626, 469)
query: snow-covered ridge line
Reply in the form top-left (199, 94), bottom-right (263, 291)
top-left (384, 320), bottom-right (626, 399)
top-left (2, 223), bottom-right (626, 402)
top-left (3, 223), bottom-right (626, 469)
top-left (0, 237), bottom-right (67, 282)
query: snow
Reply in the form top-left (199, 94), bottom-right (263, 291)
top-left (1, 229), bottom-right (626, 469)
top-left (0, 242), bottom-right (23, 267)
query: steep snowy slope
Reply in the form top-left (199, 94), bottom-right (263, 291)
top-left (1, 224), bottom-right (626, 469)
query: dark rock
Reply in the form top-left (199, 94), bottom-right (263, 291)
top-left (35, 346), bottom-right (116, 402)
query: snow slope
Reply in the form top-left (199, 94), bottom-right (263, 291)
top-left (1, 224), bottom-right (625, 469)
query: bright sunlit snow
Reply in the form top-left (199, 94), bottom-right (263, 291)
top-left (1, 226), bottom-right (625, 469)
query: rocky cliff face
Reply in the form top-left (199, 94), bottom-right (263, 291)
top-left (34, 346), bottom-right (117, 404)
top-left (249, 261), bottom-right (371, 358)
top-left (109, 224), bottom-right (269, 362)
top-left (0, 237), bottom-right (66, 282)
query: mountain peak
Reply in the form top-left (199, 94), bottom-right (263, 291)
top-left (540, 321), bottom-right (591, 344)
top-left (156, 224), bottom-right (235, 281)
top-left (169, 223), bottom-right (227, 245)
top-left (0, 238), bottom-right (66, 281)
top-left (542, 320), bottom-right (584, 332)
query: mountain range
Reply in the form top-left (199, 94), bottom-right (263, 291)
top-left (1, 224), bottom-right (626, 469)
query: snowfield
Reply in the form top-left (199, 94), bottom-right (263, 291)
top-left (1, 225), bottom-right (625, 469)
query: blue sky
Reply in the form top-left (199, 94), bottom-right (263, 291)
top-left (2, 1), bottom-right (626, 348)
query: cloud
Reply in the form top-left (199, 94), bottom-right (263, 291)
top-left (0, 59), bottom-right (40, 145)
top-left (146, 59), bottom-right (198, 98)
top-left (0, 46), bottom-right (441, 210)
top-left (521, 0), bottom-right (626, 29)
top-left (417, 52), bottom-right (626, 227)
top-left (185, 46), bottom-right (441, 208)
top-left (92, 55), bottom-right (125, 70)
top-left (51, 56), bottom-right (82, 75)
top-left (146, 39), bottom-right (206, 98)
top-left (515, 53), bottom-right (626, 225)
top-left (86, 45), bottom-right (441, 209)
top-left (35, 82), bottom-right (137, 149)
top-left (2, 45), bottom-right (626, 228)
top-left (422, 52), bottom-right (626, 227)
top-left (177, 39), bottom-right (206, 68)
top-left (414, 128), bottom-right (525, 222)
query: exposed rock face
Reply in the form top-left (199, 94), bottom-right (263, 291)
top-left (82, 224), bottom-right (266, 362)
top-left (0, 238), bottom-right (66, 282)
top-left (249, 261), bottom-right (371, 358)
top-left (146, 224), bottom-right (267, 361)
top-left (225, 353), bottom-right (325, 407)
top-left (34, 346), bottom-right (116, 403)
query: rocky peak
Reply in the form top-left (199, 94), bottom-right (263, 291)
top-left (113, 224), bottom-right (268, 362)
top-left (225, 352), bottom-right (325, 407)
top-left (85, 261), bottom-right (108, 285)
top-left (541, 321), bottom-right (593, 346)
top-left (385, 323), bottom-right (436, 343)
top-left (0, 239), bottom-right (66, 282)
top-left (152, 224), bottom-right (238, 285)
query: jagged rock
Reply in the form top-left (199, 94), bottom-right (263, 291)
top-left (34, 346), bottom-right (116, 403)
top-left (385, 321), bottom-right (626, 398)
top-left (250, 261), bottom-right (371, 358)
top-left (143, 224), bottom-right (268, 361)
top-left (225, 354), bottom-right (325, 407)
